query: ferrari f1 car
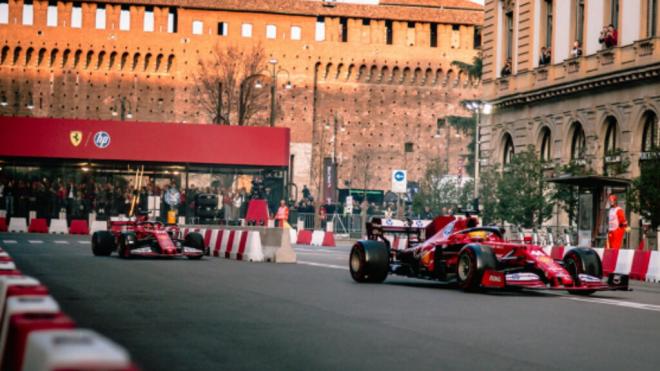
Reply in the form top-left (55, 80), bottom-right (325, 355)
top-left (349, 215), bottom-right (629, 294)
top-left (91, 215), bottom-right (208, 259)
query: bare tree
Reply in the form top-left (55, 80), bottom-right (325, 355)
top-left (195, 43), bottom-right (269, 125)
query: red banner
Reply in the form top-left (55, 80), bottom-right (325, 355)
top-left (0, 116), bottom-right (289, 167)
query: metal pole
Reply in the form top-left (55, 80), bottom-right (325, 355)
top-left (270, 64), bottom-right (277, 127)
top-left (120, 97), bottom-right (125, 121)
top-left (216, 81), bottom-right (222, 124)
top-left (474, 108), bottom-right (480, 199)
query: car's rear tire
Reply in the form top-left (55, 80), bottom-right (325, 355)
top-left (184, 232), bottom-right (206, 258)
top-left (118, 232), bottom-right (136, 259)
top-left (91, 231), bottom-right (115, 256)
top-left (349, 240), bottom-right (389, 283)
top-left (456, 244), bottom-right (497, 291)
top-left (563, 247), bottom-right (602, 296)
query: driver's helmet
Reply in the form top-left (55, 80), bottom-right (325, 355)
top-left (467, 230), bottom-right (488, 240)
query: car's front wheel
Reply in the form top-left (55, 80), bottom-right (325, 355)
top-left (184, 232), bottom-right (206, 259)
top-left (563, 247), bottom-right (602, 296)
top-left (456, 244), bottom-right (497, 291)
top-left (349, 240), bottom-right (389, 283)
top-left (118, 232), bottom-right (136, 259)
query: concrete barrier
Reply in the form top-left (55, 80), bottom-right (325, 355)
top-left (289, 228), bottom-right (297, 246)
top-left (69, 220), bottom-right (89, 235)
top-left (0, 276), bottom-right (43, 319)
top-left (645, 251), bottom-right (660, 282)
top-left (28, 218), bottom-right (49, 234)
top-left (8, 218), bottom-right (27, 233)
top-left (21, 329), bottom-right (137, 371)
top-left (0, 218), bottom-right (7, 233)
top-left (89, 221), bottom-right (107, 235)
top-left (48, 219), bottom-right (68, 234)
top-left (0, 261), bottom-right (20, 276)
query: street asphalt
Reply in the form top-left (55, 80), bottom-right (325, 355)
top-left (1, 232), bottom-right (660, 371)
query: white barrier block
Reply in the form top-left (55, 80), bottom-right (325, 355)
top-left (289, 229), bottom-right (297, 246)
top-left (645, 251), bottom-right (660, 283)
top-left (89, 221), bottom-right (107, 235)
top-left (22, 329), bottom-right (132, 371)
top-left (614, 249), bottom-right (635, 275)
top-left (229, 230), bottom-right (244, 260)
top-left (8, 218), bottom-right (27, 233)
top-left (48, 219), bottom-right (68, 234)
top-left (28, 211), bottom-right (36, 225)
top-left (0, 276), bottom-right (40, 321)
top-left (542, 246), bottom-right (553, 256)
top-left (208, 229), bottom-right (220, 250)
top-left (0, 296), bottom-right (60, 365)
top-left (0, 210), bottom-right (5, 218)
top-left (593, 248), bottom-right (605, 261)
top-left (244, 231), bottom-right (265, 262)
top-left (267, 219), bottom-right (275, 228)
top-left (310, 231), bottom-right (325, 246)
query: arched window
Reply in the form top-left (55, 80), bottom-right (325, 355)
top-left (641, 111), bottom-right (658, 152)
top-left (503, 133), bottom-right (515, 165)
top-left (539, 127), bottom-right (552, 161)
top-left (604, 116), bottom-right (618, 155)
top-left (570, 122), bottom-right (586, 160)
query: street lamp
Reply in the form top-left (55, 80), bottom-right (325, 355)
top-left (26, 93), bottom-right (34, 110)
top-left (267, 58), bottom-right (292, 127)
top-left (462, 100), bottom-right (492, 200)
top-left (111, 96), bottom-right (133, 121)
top-left (0, 93), bottom-right (8, 107)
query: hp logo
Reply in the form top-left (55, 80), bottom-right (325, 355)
top-left (93, 131), bottom-right (111, 149)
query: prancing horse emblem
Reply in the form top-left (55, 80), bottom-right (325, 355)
top-left (70, 131), bottom-right (83, 147)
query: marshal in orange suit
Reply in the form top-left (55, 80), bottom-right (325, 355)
top-left (607, 194), bottom-right (629, 249)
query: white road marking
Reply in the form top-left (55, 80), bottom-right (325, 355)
top-left (77, 241), bottom-right (91, 245)
top-left (28, 240), bottom-right (44, 244)
top-left (564, 297), bottom-right (660, 313)
top-left (297, 261), bottom-right (347, 270)
top-left (54, 241), bottom-right (69, 245)
top-left (2, 240), bottom-right (17, 244)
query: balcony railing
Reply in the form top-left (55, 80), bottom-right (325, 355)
top-left (486, 36), bottom-right (660, 100)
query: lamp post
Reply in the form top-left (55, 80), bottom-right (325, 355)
top-left (462, 100), bottom-right (492, 199)
top-left (266, 58), bottom-right (292, 127)
top-left (111, 96), bottom-right (133, 121)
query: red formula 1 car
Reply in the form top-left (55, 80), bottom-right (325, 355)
top-left (349, 215), bottom-right (629, 294)
top-left (91, 215), bottom-right (207, 259)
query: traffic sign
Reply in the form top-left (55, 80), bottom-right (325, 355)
top-left (391, 170), bottom-right (407, 193)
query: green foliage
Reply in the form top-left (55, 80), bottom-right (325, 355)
top-left (413, 157), bottom-right (473, 215)
top-left (495, 147), bottom-right (554, 228)
top-left (446, 115), bottom-right (476, 177)
top-left (478, 166), bottom-right (500, 225)
top-left (450, 56), bottom-right (483, 80)
top-left (627, 159), bottom-right (660, 229)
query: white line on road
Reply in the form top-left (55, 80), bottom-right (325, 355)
top-left (54, 241), bottom-right (69, 245)
top-left (28, 240), bottom-right (44, 244)
top-left (297, 261), bottom-right (347, 270)
top-left (564, 297), bottom-right (660, 313)
top-left (77, 241), bottom-right (91, 245)
top-left (2, 240), bottom-right (18, 244)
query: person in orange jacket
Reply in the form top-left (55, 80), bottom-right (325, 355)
top-left (607, 194), bottom-right (629, 249)
top-left (275, 199), bottom-right (289, 228)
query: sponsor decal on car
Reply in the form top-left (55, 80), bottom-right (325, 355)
top-left (505, 272), bottom-right (541, 282)
top-left (578, 274), bottom-right (601, 283)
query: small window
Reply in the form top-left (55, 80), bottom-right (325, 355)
top-left (452, 24), bottom-right (460, 31)
top-left (385, 20), bottom-right (393, 45)
top-left (404, 142), bottom-right (414, 153)
top-left (47, 1), bottom-right (57, 27)
top-left (315, 16), bottom-right (325, 41)
top-left (0, 1), bottom-right (8, 25)
top-left (168, 8), bottom-right (177, 33)
top-left (192, 20), bottom-right (203, 35)
top-left (340, 17), bottom-right (348, 42)
top-left (95, 4), bottom-right (106, 30)
top-left (290, 25), bottom-right (301, 40)
top-left (473, 27), bottom-right (482, 49)
top-left (430, 23), bottom-right (438, 48)
top-left (23, 0), bottom-right (34, 26)
top-left (119, 5), bottom-right (130, 31)
top-left (217, 22), bottom-right (227, 36)
top-left (266, 24), bottom-right (277, 39)
top-left (71, 2), bottom-right (82, 28)
top-left (143, 6), bottom-right (154, 32)
top-left (242, 23), bottom-right (252, 38)
top-left (408, 21), bottom-right (415, 29)
top-left (362, 19), bottom-right (370, 26)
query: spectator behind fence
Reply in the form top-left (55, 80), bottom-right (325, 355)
top-left (599, 24), bottom-right (618, 49)
top-left (501, 58), bottom-right (512, 77)
top-left (539, 47), bottom-right (551, 66)
top-left (571, 41), bottom-right (583, 58)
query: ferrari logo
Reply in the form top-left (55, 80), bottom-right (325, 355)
top-left (70, 131), bottom-right (83, 147)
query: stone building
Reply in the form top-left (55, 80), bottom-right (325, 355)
top-left (0, 0), bottom-right (482, 200)
top-left (480, 0), bottom-right (659, 239)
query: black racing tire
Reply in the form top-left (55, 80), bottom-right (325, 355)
top-left (185, 232), bottom-right (207, 258)
top-left (563, 247), bottom-right (602, 296)
top-left (456, 244), bottom-right (497, 291)
top-left (349, 240), bottom-right (389, 283)
top-left (91, 231), bottom-right (115, 256)
top-left (118, 232), bottom-right (136, 259)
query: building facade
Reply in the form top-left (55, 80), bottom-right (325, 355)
top-left (480, 0), bottom-right (659, 239)
top-left (0, 0), bottom-right (483, 201)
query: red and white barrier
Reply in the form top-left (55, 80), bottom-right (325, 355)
top-left (296, 230), bottom-right (335, 247)
top-left (8, 218), bottom-right (27, 233)
top-left (28, 219), bottom-right (49, 234)
top-left (47, 219), bottom-right (68, 234)
top-left (187, 228), bottom-right (264, 262)
top-left (0, 218), bottom-right (7, 232)
top-left (22, 329), bottom-right (138, 371)
top-left (69, 220), bottom-right (89, 235)
top-left (89, 221), bottom-right (107, 235)
top-left (0, 276), bottom-right (45, 319)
